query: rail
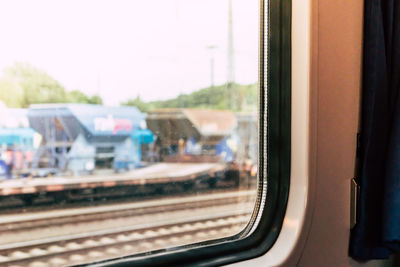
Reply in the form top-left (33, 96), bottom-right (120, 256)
top-left (0, 190), bottom-right (255, 233)
top-left (0, 210), bottom-right (251, 266)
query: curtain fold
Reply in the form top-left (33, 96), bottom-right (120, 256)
top-left (350, 0), bottom-right (400, 260)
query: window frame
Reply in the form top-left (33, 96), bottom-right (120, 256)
top-left (90, 0), bottom-right (291, 265)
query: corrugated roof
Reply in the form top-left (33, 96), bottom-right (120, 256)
top-left (146, 109), bottom-right (237, 144)
top-left (28, 104), bottom-right (146, 141)
top-left (182, 109), bottom-right (237, 136)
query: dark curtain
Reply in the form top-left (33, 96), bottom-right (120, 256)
top-left (350, 0), bottom-right (400, 260)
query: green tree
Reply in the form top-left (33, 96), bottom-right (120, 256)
top-left (68, 90), bottom-right (90, 103)
top-left (1, 63), bottom-right (103, 107)
top-left (4, 63), bottom-right (68, 107)
top-left (0, 77), bottom-right (24, 107)
top-left (124, 83), bottom-right (258, 112)
top-left (67, 90), bottom-right (103, 104)
top-left (87, 94), bottom-right (103, 105)
top-left (122, 96), bottom-right (152, 112)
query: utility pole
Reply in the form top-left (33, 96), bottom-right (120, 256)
top-left (227, 0), bottom-right (235, 110)
top-left (208, 46), bottom-right (216, 88)
top-left (207, 45), bottom-right (217, 107)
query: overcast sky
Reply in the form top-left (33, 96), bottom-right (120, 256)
top-left (0, 0), bottom-right (259, 105)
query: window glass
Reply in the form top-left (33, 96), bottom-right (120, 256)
top-left (0, 0), bottom-right (259, 265)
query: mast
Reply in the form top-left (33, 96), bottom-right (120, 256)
top-left (227, 0), bottom-right (235, 85)
top-left (227, 0), bottom-right (235, 110)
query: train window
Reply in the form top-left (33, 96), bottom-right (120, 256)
top-left (0, 0), bottom-right (290, 266)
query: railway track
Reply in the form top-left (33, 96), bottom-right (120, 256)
top-left (0, 183), bottom-right (253, 212)
top-left (0, 190), bottom-right (255, 234)
top-left (0, 210), bottom-right (251, 267)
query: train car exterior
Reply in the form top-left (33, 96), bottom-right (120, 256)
top-left (27, 104), bottom-right (154, 175)
top-left (0, 162), bottom-right (227, 204)
top-left (0, 108), bottom-right (258, 203)
top-left (146, 109), bottom-right (237, 161)
top-left (146, 109), bottom-right (248, 186)
top-left (0, 128), bottom-right (37, 179)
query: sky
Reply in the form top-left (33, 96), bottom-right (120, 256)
top-left (0, 0), bottom-right (259, 105)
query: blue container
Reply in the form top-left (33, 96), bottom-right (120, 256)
top-left (0, 128), bottom-right (36, 150)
